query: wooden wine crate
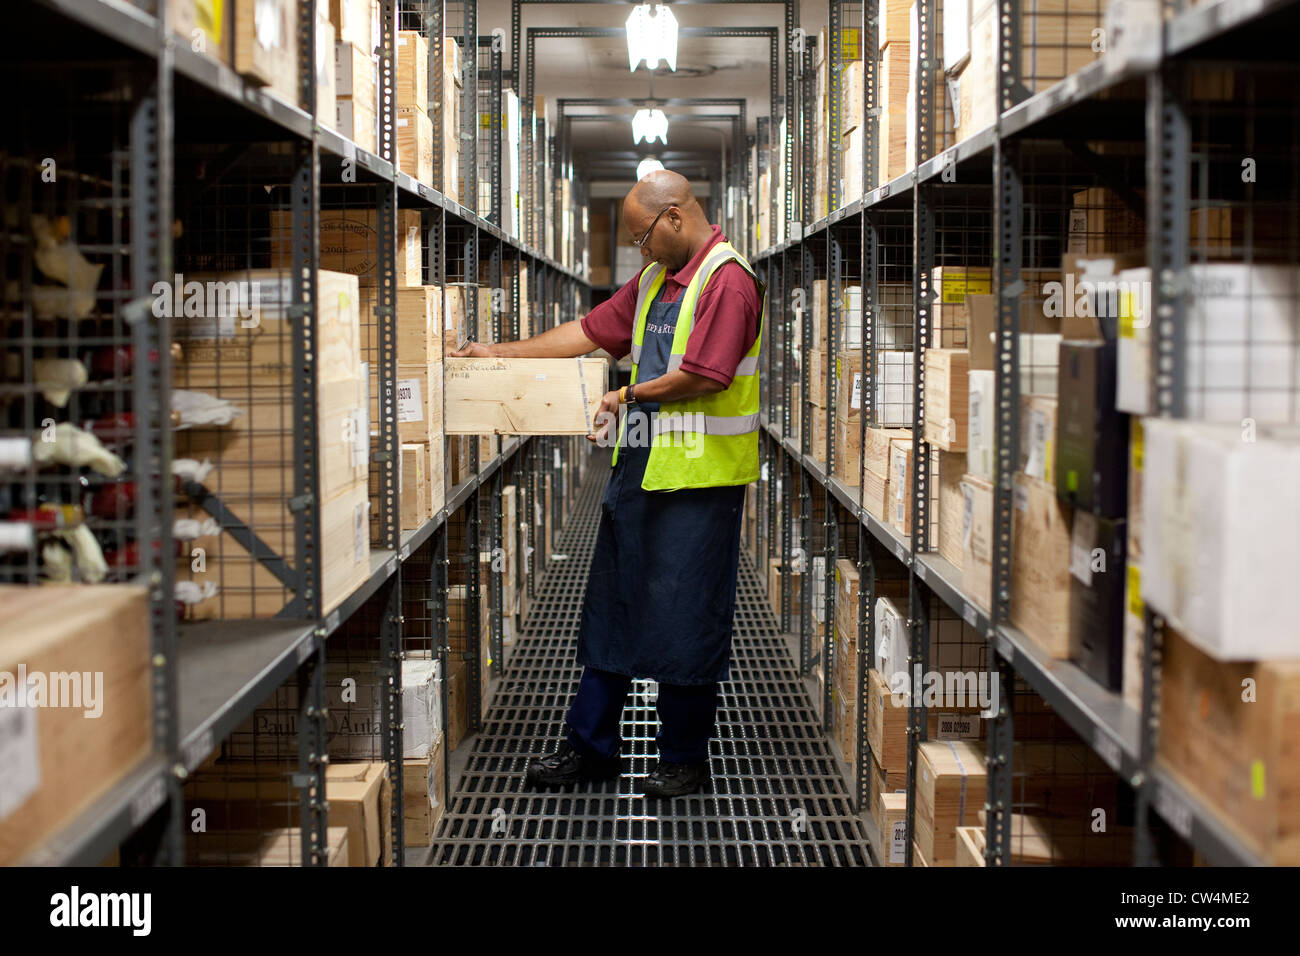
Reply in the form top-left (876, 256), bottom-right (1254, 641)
top-left (443, 358), bottom-right (607, 435)
top-left (923, 349), bottom-right (970, 450)
top-left (0, 586), bottom-right (152, 866)
top-left (916, 739), bottom-right (987, 866)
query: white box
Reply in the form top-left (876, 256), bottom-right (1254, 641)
top-left (1141, 419), bottom-right (1300, 660)
top-left (967, 369), bottom-right (995, 481)
top-left (874, 595), bottom-right (909, 685)
top-left (401, 658), bottom-right (442, 758)
top-left (1119, 264), bottom-right (1300, 421)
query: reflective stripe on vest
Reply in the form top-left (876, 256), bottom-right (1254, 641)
top-left (611, 238), bottom-right (766, 490)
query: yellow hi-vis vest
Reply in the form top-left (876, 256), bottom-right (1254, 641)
top-left (610, 240), bottom-right (767, 491)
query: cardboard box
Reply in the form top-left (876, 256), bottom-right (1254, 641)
top-left (1056, 340), bottom-right (1128, 517)
top-left (923, 349), bottom-right (970, 450)
top-left (937, 451), bottom-right (967, 570)
top-left (394, 286), bottom-right (442, 364)
top-left (327, 0), bottom-right (374, 50)
top-left (960, 473), bottom-right (993, 610)
top-left (396, 30), bottom-right (429, 114)
top-left (235, 0), bottom-right (298, 103)
top-left (834, 558), bottom-right (860, 640)
top-left (255, 826), bottom-right (351, 867)
top-left (0, 586), bottom-right (152, 865)
top-left (878, 792), bottom-right (910, 867)
top-left (1141, 420), bottom-right (1300, 660)
top-left (186, 760), bottom-right (391, 866)
top-left (931, 267), bottom-right (992, 345)
top-left (169, 0), bottom-right (233, 66)
top-left (916, 740), bottom-right (987, 866)
top-left (1158, 628), bottom-right (1300, 864)
top-left (1010, 473), bottom-right (1072, 657)
top-left (443, 358), bottom-right (607, 435)
top-left (955, 826), bottom-right (985, 866)
top-left (397, 106), bottom-right (434, 185)
top-left (1068, 513), bottom-right (1127, 690)
top-left (403, 736), bottom-right (446, 847)
top-left (806, 347), bottom-right (828, 407)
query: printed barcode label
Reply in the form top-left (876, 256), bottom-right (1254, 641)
top-left (850, 372), bottom-right (862, 410)
top-left (889, 820), bottom-right (907, 863)
top-left (397, 378), bottom-right (423, 423)
top-left (936, 713), bottom-right (980, 740)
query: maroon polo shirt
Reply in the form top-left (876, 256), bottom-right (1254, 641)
top-left (580, 225), bottom-right (761, 388)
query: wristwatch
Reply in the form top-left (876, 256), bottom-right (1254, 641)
top-left (620, 384), bottom-right (638, 404)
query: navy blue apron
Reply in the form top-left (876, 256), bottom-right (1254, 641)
top-left (575, 288), bottom-right (747, 686)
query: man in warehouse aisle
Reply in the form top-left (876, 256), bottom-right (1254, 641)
top-left (452, 169), bottom-right (765, 797)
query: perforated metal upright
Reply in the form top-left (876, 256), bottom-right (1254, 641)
top-left (902, 0), bottom-right (937, 869)
top-left (290, 0), bottom-right (328, 867)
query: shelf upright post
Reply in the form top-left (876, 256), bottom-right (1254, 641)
top-left (430, 0), bottom-right (446, 197)
top-left (904, 0), bottom-right (938, 868)
top-left (375, 0), bottom-right (406, 861)
top-left (491, 42), bottom-right (503, 225)
top-left (1137, 60), bottom-right (1190, 867)
top-left (828, 2), bottom-right (843, 214)
top-left (984, 0), bottom-right (1032, 867)
top-left (131, 5), bottom-right (179, 864)
top-left (292, 0), bottom-right (326, 866)
top-left (784, 0), bottom-right (797, 237)
top-left (987, 133), bottom-right (1022, 866)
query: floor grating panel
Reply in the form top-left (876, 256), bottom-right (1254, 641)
top-left (426, 460), bottom-right (873, 866)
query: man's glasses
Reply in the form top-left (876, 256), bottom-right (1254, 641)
top-left (631, 205), bottom-right (674, 248)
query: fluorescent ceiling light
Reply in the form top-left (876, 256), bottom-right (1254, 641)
top-left (632, 108), bottom-right (669, 145)
top-left (637, 158), bottom-right (666, 181)
top-left (626, 4), bottom-right (678, 72)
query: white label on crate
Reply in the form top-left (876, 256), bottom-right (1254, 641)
top-left (175, 312), bottom-right (237, 341)
top-left (889, 819), bottom-right (907, 863)
top-left (407, 227), bottom-right (421, 280)
top-left (553, 448), bottom-right (561, 469)
top-left (354, 503), bottom-right (367, 562)
top-left (0, 704), bottom-right (40, 820)
top-left (850, 372), bottom-right (862, 410)
top-left (961, 482), bottom-right (975, 547)
top-left (936, 712), bottom-right (980, 740)
top-left (1025, 408), bottom-right (1050, 480)
top-left (1069, 511), bottom-right (1097, 586)
top-left (535, 374), bottom-right (546, 380)
top-left (350, 408), bottom-right (367, 468)
top-left (397, 378), bottom-right (424, 423)
top-left (397, 118), bottom-right (409, 128)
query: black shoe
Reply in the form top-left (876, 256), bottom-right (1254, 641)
top-left (524, 740), bottom-right (621, 789)
top-left (643, 760), bottom-right (711, 798)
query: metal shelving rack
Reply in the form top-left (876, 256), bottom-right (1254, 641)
top-left (8, 0), bottom-right (587, 866)
top-left (751, 0), bottom-right (1296, 867)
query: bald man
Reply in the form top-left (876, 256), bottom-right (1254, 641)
top-left (453, 170), bottom-right (766, 797)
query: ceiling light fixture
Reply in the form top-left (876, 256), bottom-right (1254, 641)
top-left (626, 4), bottom-right (678, 72)
top-left (631, 108), bottom-right (669, 145)
top-left (637, 157), bottom-right (666, 181)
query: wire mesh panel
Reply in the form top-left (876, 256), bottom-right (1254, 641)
top-left (0, 62), bottom-right (162, 590)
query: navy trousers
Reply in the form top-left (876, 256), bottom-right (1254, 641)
top-left (565, 666), bottom-right (718, 765)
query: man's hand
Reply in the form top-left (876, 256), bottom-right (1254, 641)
top-left (449, 340), bottom-right (495, 358)
top-left (587, 389), bottom-right (621, 444)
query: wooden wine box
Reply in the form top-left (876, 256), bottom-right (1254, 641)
top-left (915, 739), bottom-right (987, 866)
top-left (443, 358), bottom-right (607, 435)
top-left (923, 349), bottom-right (970, 450)
top-left (0, 585), bottom-right (152, 866)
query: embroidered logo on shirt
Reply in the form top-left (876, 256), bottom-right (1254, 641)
top-left (645, 321), bottom-right (675, 334)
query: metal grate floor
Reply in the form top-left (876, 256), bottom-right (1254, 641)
top-left (424, 462), bottom-right (873, 866)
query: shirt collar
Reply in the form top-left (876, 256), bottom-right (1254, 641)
top-left (664, 225), bottom-right (725, 288)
